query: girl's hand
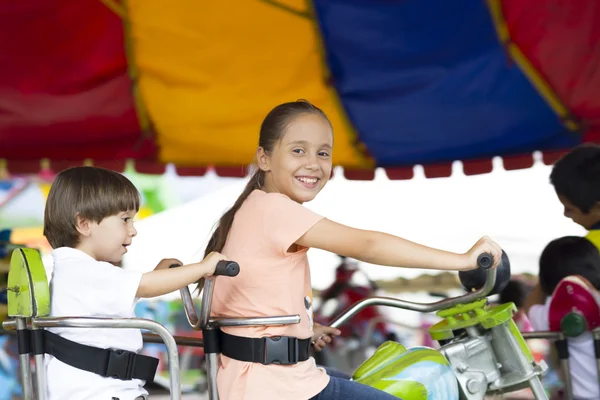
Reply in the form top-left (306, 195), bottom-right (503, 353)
top-left (463, 236), bottom-right (503, 271)
top-left (311, 323), bottom-right (341, 352)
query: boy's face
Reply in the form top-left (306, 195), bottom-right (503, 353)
top-left (558, 195), bottom-right (600, 230)
top-left (85, 210), bottom-right (137, 263)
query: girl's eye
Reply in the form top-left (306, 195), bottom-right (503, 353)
top-left (123, 217), bottom-right (131, 223)
top-left (292, 148), bottom-right (305, 154)
top-left (318, 151), bottom-right (330, 157)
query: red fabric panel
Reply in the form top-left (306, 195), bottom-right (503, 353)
top-left (542, 150), bottom-right (568, 166)
top-left (0, 0), bottom-right (153, 161)
top-left (384, 167), bottom-right (414, 180)
top-left (424, 163), bottom-right (452, 179)
top-left (343, 168), bottom-right (375, 181)
top-left (463, 159), bottom-right (494, 176)
top-left (502, 1), bottom-right (600, 139)
top-left (175, 166), bottom-right (208, 177)
top-left (502, 154), bottom-right (534, 171)
top-left (215, 166), bottom-right (251, 178)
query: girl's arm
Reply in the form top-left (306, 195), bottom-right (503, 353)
top-left (297, 219), bottom-right (502, 272)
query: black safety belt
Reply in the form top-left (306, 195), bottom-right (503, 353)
top-left (26, 330), bottom-right (158, 382)
top-left (220, 331), bottom-right (311, 365)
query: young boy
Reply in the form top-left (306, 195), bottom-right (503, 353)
top-left (550, 143), bottom-right (600, 249)
top-left (43, 166), bottom-right (226, 400)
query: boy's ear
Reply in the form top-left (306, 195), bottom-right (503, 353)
top-left (256, 147), bottom-right (270, 172)
top-left (591, 201), bottom-right (600, 216)
top-left (75, 214), bottom-right (92, 237)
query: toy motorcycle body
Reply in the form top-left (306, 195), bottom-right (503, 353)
top-left (327, 252), bottom-right (548, 399)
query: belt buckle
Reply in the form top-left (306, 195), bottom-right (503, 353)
top-left (106, 349), bottom-right (136, 380)
top-left (262, 336), bottom-right (298, 365)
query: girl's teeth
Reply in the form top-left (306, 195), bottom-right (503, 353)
top-left (298, 177), bottom-right (317, 184)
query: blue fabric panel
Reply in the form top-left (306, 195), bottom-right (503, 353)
top-left (312, 0), bottom-right (580, 166)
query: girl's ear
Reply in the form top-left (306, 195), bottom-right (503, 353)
top-left (256, 147), bottom-right (270, 172)
top-left (75, 213), bottom-right (92, 237)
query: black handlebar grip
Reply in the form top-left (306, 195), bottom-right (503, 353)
top-left (460, 250), bottom-right (510, 295)
top-left (477, 253), bottom-right (494, 270)
top-left (215, 260), bottom-right (240, 277)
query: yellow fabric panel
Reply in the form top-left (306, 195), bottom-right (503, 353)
top-left (587, 230), bottom-right (600, 251)
top-left (125, 0), bottom-right (371, 168)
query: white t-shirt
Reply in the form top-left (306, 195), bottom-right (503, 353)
top-left (528, 297), bottom-right (599, 400)
top-left (47, 247), bottom-right (146, 400)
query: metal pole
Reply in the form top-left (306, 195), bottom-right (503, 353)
top-left (329, 269), bottom-right (496, 328)
top-left (593, 328), bottom-right (600, 393)
top-left (206, 352), bottom-right (220, 400)
top-left (527, 376), bottom-right (549, 400)
top-left (16, 318), bottom-right (33, 400)
top-left (31, 323), bottom-right (47, 400)
top-left (561, 356), bottom-right (573, 400)
top-left (200, 279), bottom-right (216, 329)
top-left (179, 284), bottom-right (200, 329)
top-left (210, 315), bottom-right (300, 328)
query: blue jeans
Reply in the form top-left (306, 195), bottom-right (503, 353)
top-left (311, 367), bottom-right (401, 400)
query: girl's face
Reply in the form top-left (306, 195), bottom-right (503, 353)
top-left (258, 113), bottom-right (333, 203)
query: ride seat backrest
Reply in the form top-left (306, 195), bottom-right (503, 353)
top-left (548, 275), bottom-right (600, 337)
top-left (7, 248), bottom-right (50, 319)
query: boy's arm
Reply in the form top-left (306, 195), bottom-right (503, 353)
top-left (523, 283), bottom-right (545, 315)
top-left (137, 252), bottom-right (224, 298)
top-left (136, 263), bottom-right (214, 298)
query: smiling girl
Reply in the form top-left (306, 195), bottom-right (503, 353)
top-left (206, 100), bottom-right (502, 400)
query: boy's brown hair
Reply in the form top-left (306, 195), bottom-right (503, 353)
top-left (550, 144), bottom-right (600, 214)
top-left (43, 167), bottom-right (140, 249)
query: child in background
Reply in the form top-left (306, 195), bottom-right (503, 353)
top-left (524, 236), bottom-right (600, 400)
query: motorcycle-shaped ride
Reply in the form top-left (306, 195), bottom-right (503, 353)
top-left (4, 246), bottom-right (548, 399)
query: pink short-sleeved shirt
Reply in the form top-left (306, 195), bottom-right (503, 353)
top-left (211, 190), bottom-right (330, 400)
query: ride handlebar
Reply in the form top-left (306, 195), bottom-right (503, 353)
top-left (328, 252), bottom-right (499, 329)
top-left (171, 260), bottom-right (240, 329)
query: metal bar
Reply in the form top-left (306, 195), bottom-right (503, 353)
top-left (561, 357), bottom-right (573, 400)
top-left (527, 376), bottom-right (549, 400)
top-left (31, 322), bottom-right (47, 400)
top-left (594, 328), bottom-right (600, 393)
top-left (199, 279), bottom-right (216, 329)
top-left (142, 333), bottom-right (204, 347)
top-left (329, 269), bottom-right (496, 329)
top-left (521, 331), bottom-right (563, 340)
top-left (179, 284), bottom-right (200, 329)
top-left (34, 352), bottom-right (46, 400)
top-left (16, 318), bottom-right (33, 400)
top-left (31, 317), bottom-right (181, 400)
top-left (206, 352), bottom-right (219, 400)
top-left (1, 319), bottom-right (16, 330)
top-left (209, 315), bottom-right (300, 328)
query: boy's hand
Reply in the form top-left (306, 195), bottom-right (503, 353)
top-left (463, 236), bottom-right (503, 271)
top-left (203, 251), bottom-right (228, 276)
top-left (311, 323), bottom-right (341, 352)
top-left (154, 258), bottom-right (182, 270)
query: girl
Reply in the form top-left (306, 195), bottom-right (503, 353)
top-left (206, 100), bottom-right (502, 400)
